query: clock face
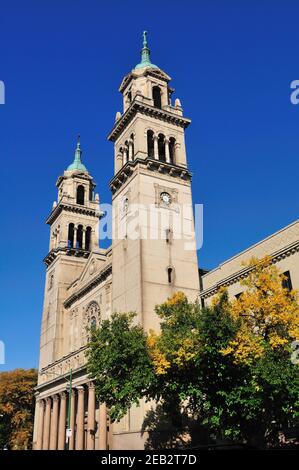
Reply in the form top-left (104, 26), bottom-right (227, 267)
top-left (160, 192), bottom-right (171, 206)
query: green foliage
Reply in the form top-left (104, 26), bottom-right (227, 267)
top-left (86, 312), bottom-right (155, 422)
top-left (86, 289), bottom-right (299, 447)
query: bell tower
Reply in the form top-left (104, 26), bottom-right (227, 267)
top-left (109, 32), bottom-right (199, 335)
top-left (39, 137), bottom-right (101, 370)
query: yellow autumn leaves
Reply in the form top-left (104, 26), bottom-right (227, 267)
top-left (147, 256), bottom-right (299, 373)
top-left (219, 256), bottom-right (299, 365)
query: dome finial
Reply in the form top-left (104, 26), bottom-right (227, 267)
top-left (143, 30), bottom-right (148, 48)
top-left (67, 135), bottom-right (88, 172)
top-left (134, 31), bottom-right (158, 70)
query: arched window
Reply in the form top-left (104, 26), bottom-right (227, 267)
top-left (153, 86), bottom-right (162, 109)
top-left (89, 185), bottom-right (93, 201)
top-left (83, 301), bottom-right (100, 343)
top-left (130, 133), bottom-right (135, 160)
top-left (85, 226), bottom-right (92, 251)
top-left (77, 225), bottom-right (83, 249)
top-left (158, 134), bottom-right (166, 161)
top-left (167, 267), bottom-right (173, 284)
top-left (76, 185), bottom-right (85, 205)
top-left (125, 140), bottom-right (129, 160)
top-left (169, 137), bottom-right (176, 164)
top-left (68, 223), bottom-right (74, 248)
top-left (147, 130), bottom-right (154, 158)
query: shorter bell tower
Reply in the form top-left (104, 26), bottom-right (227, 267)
top-left (39, 137), bottom-right (101, 370)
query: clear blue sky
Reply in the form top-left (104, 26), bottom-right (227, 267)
top-left (0, 0), bottom-right (298, 371)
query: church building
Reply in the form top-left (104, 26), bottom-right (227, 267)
top-left (33, 33), bottom-right (200, 450)
top-left (33, 33), bottom-right (299, 451)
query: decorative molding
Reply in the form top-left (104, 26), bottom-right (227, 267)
top-left (108, 99), bottom-right (190, 142)
top-left (43, 246), bottom-right (90, 267)
top-left (110, 157), bottom-right (192, 195)
top-left (200, 240), bottom-right (299, 299)
top-left (64, 263), bottom-right (112, 308)
top-left (46, 202), bottom-right (99, 226)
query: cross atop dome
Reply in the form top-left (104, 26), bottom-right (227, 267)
top-left (67, 135), bottom-right (88, 173)
top-left (134, 31), bottom-right (158, 70)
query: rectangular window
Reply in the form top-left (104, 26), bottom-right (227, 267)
top-left (282, 271), bottom-right (293, 291)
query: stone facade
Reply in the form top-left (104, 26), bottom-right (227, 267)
top-left (33, 34), bottom-right (299, 451)
top-left (200, 219), bottom-right (299, 306)
top-left (33, 35), bottom-right (199, 450)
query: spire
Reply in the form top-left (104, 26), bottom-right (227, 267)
top-left (134, 31), bottom-right (158, 70)
top-left (67, 135), bottom-right (88, 172)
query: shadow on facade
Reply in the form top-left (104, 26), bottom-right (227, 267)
top-left (141, 404), bottom-right (210, 450)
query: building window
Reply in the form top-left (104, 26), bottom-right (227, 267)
top-left (201, 298), bottom-right (205, 309)
top-left (153, 86), bottom-right (162, 109)
top-left (77, 225), bottom-right (83, 249)
top-left (235, 292), bottom-right (243, 299)
top-left (130, 133), bottom-right (135, 160)
top-left (68, 223), bottom-right (74, 248)
top-left (158, 134), bottom-right (166, 161)
top-left (167, 267), bottom-right (173, 284)
top-left (76, 185), bottom-right (85, 205)
top-left (169, 137), bottom-right (176, 164)
top-left (282, 271), bottom-right (293, 291)
top-left (147, 130), bottom-right (154, 158)
top-left (85, 227), bottom-right (92, 251)
top-left (83, 301), bottom-right (100, 342)
top-left (90, 316), bottom-right (97, 329)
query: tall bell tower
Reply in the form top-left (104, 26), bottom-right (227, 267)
top-left (39, 137), bottom-right (101, 370)
top-left (109, 32), bottom-right (199, 333)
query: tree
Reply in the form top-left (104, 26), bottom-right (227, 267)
top-left (86, 257), bottom-right (299, 448)
top-left (87, 313), bottom-right (155, 422)
top-left (0, 369), bottom-right (37, 450)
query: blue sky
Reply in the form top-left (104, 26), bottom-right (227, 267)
top-left (0, 0), bottom-right (299, 371)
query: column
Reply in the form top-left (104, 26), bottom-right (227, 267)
top-left (36, 400), bottom-right (45, 450)
top-left (98, 403), bottom-right (107, 450)
top-left (87, 382), bottom-right (95, 450)
top-left (58, 392), bottom-right (67, 450)
top-left (69, 389), bottom-right (76, 450)
top-left (116, 153), bottom-right (123, 172)
top-left (82, 229), bottom-right (86, 250)
top-left (128, 139), bottom-right (133, 161)
top-left (49, 395), bottom-right (59, 450)
top-left (123, 149), bottom-right (128, 165)
top-left (165, 138), bottom-right (170, 163)
top-left (75, 386), bottom-right (85, 450)
top-left (42, 397), bottom-right (51, 450)
top-left (153, 135), bottom-right (159, 160)
top-left (73, 226), bottom-right (78, 249)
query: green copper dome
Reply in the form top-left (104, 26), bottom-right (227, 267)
top-left (67, 135), bottom-right (88, 172)
top-left (134, 31), bottom-right (158, 70)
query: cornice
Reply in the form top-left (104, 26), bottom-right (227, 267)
top-left (109, 157), bottom-right (192, 195)
top-left (200, 240), bottom-right (299, 299)
top-left (108, 99), bottom-right (190, 142)
top-left (64, 262), bottom-right (112, 308)
top-left (46, 202), bottom-right (98, 225)
top-left (43, 247), bottom-right (90, 267)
